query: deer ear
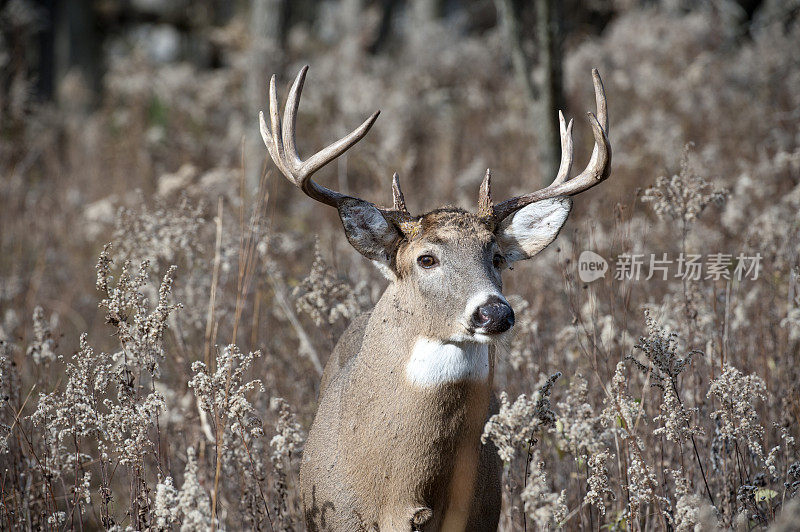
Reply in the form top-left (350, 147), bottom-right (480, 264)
top-left (495, 197), bottom-right (572, 263)
top-left (338, 199), bottom-right (402, 266)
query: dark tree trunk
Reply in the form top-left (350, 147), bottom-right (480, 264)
top-left (33, 0), bottom-right (103, 107)
top-left (495, 0), bottom-right (565, 186)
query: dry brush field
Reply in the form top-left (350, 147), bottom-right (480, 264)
top-left (2, 1), bottom-right (800, 530)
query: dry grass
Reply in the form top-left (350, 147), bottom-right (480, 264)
top-left (2, 2), bottom-right (799, 530)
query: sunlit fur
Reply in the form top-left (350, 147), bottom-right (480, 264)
top-left (301, 206), bottom-right (570, 530)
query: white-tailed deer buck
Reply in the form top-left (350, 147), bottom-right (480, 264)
top-left (260, 66), bottom-right (610, 531)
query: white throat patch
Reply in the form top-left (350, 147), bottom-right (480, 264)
top-left (405, 338), bottom-right (489, 386)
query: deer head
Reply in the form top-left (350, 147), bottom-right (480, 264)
top-left (260, 66), bottom-right (610, 348)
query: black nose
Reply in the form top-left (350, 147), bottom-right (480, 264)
top-left (470, 296), bottom-right (515, 334)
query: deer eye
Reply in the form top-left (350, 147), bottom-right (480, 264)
top-left (493, 253), bottom-right (505, 269)
top-left (417, 254), bottom-right (439, 269)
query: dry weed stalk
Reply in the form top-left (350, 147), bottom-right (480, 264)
top-left (1, 2), bottom-right (799, 530)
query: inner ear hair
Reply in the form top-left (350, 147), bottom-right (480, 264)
top-left (495, 197), bottom-right (572, 263)
top-left (338, 199), bottom-right (404, 264)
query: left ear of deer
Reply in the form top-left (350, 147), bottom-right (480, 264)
top-left (496, 196), bottom-right (572, 263)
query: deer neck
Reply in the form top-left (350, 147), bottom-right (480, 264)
top-left (352, 283), bottom-right (494, 440)
top-left (361, 283), bottom-right (493, 389)
top-left (347, 285), bottom-right (494, 526)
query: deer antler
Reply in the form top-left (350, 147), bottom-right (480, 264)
top-left (480, 69), bottom-right (611, 224)
top-left (260, 66), bottom-right (413, 228)
top-left (391, 172), bottom-right (411, 215)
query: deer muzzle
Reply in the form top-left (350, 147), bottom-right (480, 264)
top-left (470, 296), bottom-right (515, 334)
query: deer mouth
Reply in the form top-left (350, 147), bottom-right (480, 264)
top-left (460, 321), bottom-right (515, 344)
top-left (470, 328), bottom-right (512, 344)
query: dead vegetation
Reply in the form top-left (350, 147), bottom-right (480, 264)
top-left (1, 1), bottom-right (800, 530)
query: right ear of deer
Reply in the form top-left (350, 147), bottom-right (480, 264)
top-left (260, 66), bottom-right (415, 229)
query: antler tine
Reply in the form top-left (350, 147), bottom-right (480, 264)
top-left (593, 68), bottom-right (608, 133)
top-left (491, 69), bottom-right (611, 223)
top-left (551, 111), bottom-right (574, 186)
top-left (586, 68), bottom-right (608, 172)
top-left (282, 65), bottom-right (307, 176)
top-left (268, 75), bottom-right (285, 168)
top-left (303, 111), bottom-right (381, 183)
top-left (392, 172), bottom-right (410, 214)
top-left (260, 66), bottom-right (381, 208)
top-left (258, 76), bottom-right (284, 176)
top-left (478, 169), bottom-right (493, 218)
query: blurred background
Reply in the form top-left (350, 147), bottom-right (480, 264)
top-left (2, 0), bottom-right (800, 530)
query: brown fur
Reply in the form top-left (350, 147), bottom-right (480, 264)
top-left (301, 294), bottom-right (502, 531)
top-left (266, 67), bottom-right (606, 531)
top-left (301, 210), bottom-right (503, 531)
top-left (300, 201), bottom-right (573, 530)
top-left (318, 311), bottom-right (371, 398)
